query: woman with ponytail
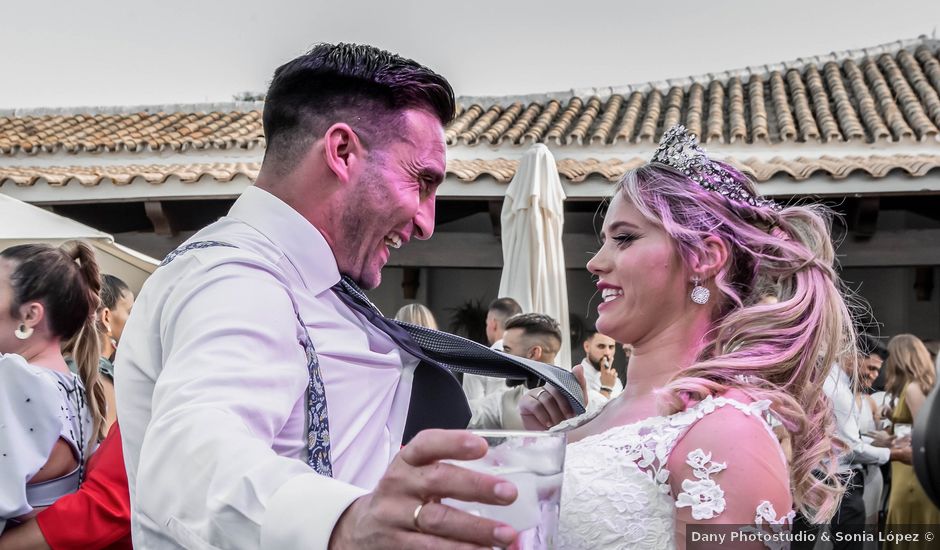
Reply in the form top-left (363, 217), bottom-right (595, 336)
top-left (521, 126), bottom-right (857, 549)
top-left (0, 241), bottom-right (106, 533)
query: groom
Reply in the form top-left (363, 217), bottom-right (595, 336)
top-left (115, 43), bottom-right (581, 549)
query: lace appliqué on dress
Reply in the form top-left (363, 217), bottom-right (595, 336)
top-left (733, 501), bottom-right (798, 550)
top-left (558, 395), bottom-right (787, 550)
top-left (675, 449), bottom-right (727, 520)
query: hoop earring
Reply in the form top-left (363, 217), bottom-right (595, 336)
top-left (690, 277), bottom-right (710, 305)
top-left (14, 324), bottom-right (33, 340)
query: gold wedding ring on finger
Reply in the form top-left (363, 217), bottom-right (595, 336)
top-left (413, 502), bottom-right (426, 532)
top-left (533, 387), bottom-right (549, 401)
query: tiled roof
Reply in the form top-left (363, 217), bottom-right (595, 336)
top-left (449, 42), bottom-right (940, 146)
top-left (0, 109), bottom-right (264, 155)
top-left (3, 155), bottom-right (939, 187)
top-left (3, 39), bottom-right (940, 155)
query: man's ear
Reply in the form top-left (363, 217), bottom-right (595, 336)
top-left (691, 236), bottom-right (730, 281)
top-left (529, 346), bottom-right (543, 362)
top-left (100, 307), bottom-right (113, 334)
top-left (322, 123), bottom-right (367, 184)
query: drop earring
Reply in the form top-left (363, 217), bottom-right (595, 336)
top-left (690, 277), bottom-right (710, 305)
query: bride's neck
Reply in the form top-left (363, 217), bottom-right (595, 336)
top-left (624, 313), bottom-right (711, 397)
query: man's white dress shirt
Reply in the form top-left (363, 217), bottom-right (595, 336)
top-left (115, 187), bottom-right (419, 549)
top-left (580, 358), bottom-right (623, 409)
top-left (822, 366), bottom-right (890, 472)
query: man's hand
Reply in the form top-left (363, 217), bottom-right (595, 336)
top-left (599, 357), bottom-right (618, 390)
top-left (519, 364), bottom-right (588, 431)
top-left (863, 429), bottom-right (895, 448)
top-left (328, 430), bottom-right (519, 549)
top-left (890, 442), bottom-right (913, 465)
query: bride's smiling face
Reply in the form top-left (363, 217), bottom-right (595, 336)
top-left (587, 194), bottom-right (689, 346)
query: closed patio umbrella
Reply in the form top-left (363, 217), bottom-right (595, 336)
top-left (498, 144), bottom-right (570, 369)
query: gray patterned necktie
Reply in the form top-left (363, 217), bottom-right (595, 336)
top-left (334, 276), bottom-right (586, 440)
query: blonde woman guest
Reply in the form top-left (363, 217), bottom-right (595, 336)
top-left (884, 334), bottom-right (940, 539)
top-left (394, 303), bottom-right (438, 330)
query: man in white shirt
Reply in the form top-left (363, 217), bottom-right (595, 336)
top-left (463, 297), bottom-right (522, 406)
top-left (822, 345), bottom-right (911, 547)
top-left (469, 313), bottom-right (562, 429)
top-left (578, 330), bottom-right (622, 408)
top-left (115, 44), bottom-right (519, 550)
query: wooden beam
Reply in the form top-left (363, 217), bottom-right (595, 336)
top-left (144, 201), bottom-right (175, 236)
top-left (837, 229), bottom-right (940, 267)
top-left (402, 267), bottom-right (420, 300)
top-left (849, 197), bottom-right (880, 241)
top-left (488, 200), bottom-right (502, 238)
top-left (386, 232), bottom-right (599, 269)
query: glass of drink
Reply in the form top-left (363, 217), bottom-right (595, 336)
top-left (894, 422), bottom-right (912, 440)
top-left (443, 430), bottom-right (566, 549)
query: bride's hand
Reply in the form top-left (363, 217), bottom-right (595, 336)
top-left (519, 365), bottom-right (588, 430)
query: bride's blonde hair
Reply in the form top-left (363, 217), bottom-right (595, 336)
top-left (618, 162), bottom-right (856, 523)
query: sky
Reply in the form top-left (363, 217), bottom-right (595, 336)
top-left (3, 0), bottom-right (940, 109)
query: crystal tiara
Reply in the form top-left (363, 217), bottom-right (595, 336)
top-left (651, 125), bottom-right (781, 211)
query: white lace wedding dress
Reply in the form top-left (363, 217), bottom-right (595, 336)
top-left (554, 395), bottom-right (796, 549)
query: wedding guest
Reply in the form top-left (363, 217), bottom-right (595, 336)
top-left (66, 275), bottom-right (134, 435)
top-left (521, 126), bottom-right (859, 548)
top-left (394, 303), bottom-right (438, 329)
top-left (115, 43), bottom-right (529, 549)
top-left (0, 424), bottom-right (131, 550)
top-left (463, 297), bottom-right (523, 405)
top-left (855, 339), bottom-right (889, 548)
top-left (823, 337), bottom-right (907, 549)
top-left (469, 313), bottom-right (563, 430)
top-left (0, 242), bottom-right (105, 533)
top-left (577, 329), bottom-right (622, 408)
top-left (884, 334), bottom-right (940, 540)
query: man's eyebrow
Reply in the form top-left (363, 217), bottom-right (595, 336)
top-left (418, 166), bottom-right (445, 186)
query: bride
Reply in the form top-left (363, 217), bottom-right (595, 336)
top-left (521, 125), bottom-right (854, 549)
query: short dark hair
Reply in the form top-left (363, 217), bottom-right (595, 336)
top-left (582, 328), bottom-right (599, 344)
top-left (262, 43), bottom-right (456, 175)
top-left (488, 297), bottom-right (522, 322)
top-left (858, 333), bottom-right (888, 361)
top-left (504, 313), bottom-right (562, 349)
top-left (100, 274), bottom-right (130, 310)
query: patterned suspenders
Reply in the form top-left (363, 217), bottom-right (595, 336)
top-left (161, 241), bottom-right (333, 476)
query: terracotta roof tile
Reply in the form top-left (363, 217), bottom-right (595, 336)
top-left (804, 66), bottom-right (842, 141)
top-left (823, 62), bottom-right (866, 140)
top-left (685, 83), bottom-right (706, 140)
top-left (613, 92), bottom-right (644, 144)
top-left (768, 71), bottom-right (797, 141)
top-left (663, 87), bottom-right (684, 138)
top-left (863, 57), bottom-right (915, 140)
top-left (5, 156), bottom-right (939, 189)
top-left (3, 41), bottom-right (940, 154)
top-left (748, 75), bottom-right (769, 142)
top-left (706, 80), bottom-right (724, 143)
top-left (843, 59), bottom-right (892, 141)
top-left (879, 53), bottom-right (939, 138)
top-left (899, 50), bottom-right (940, 128)
top-left (545, 97), bottom-right (582, 144)
top-left (728, 77), bottom-right (747, 143)
top-left (590, 94), bottom-right (623, 145)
